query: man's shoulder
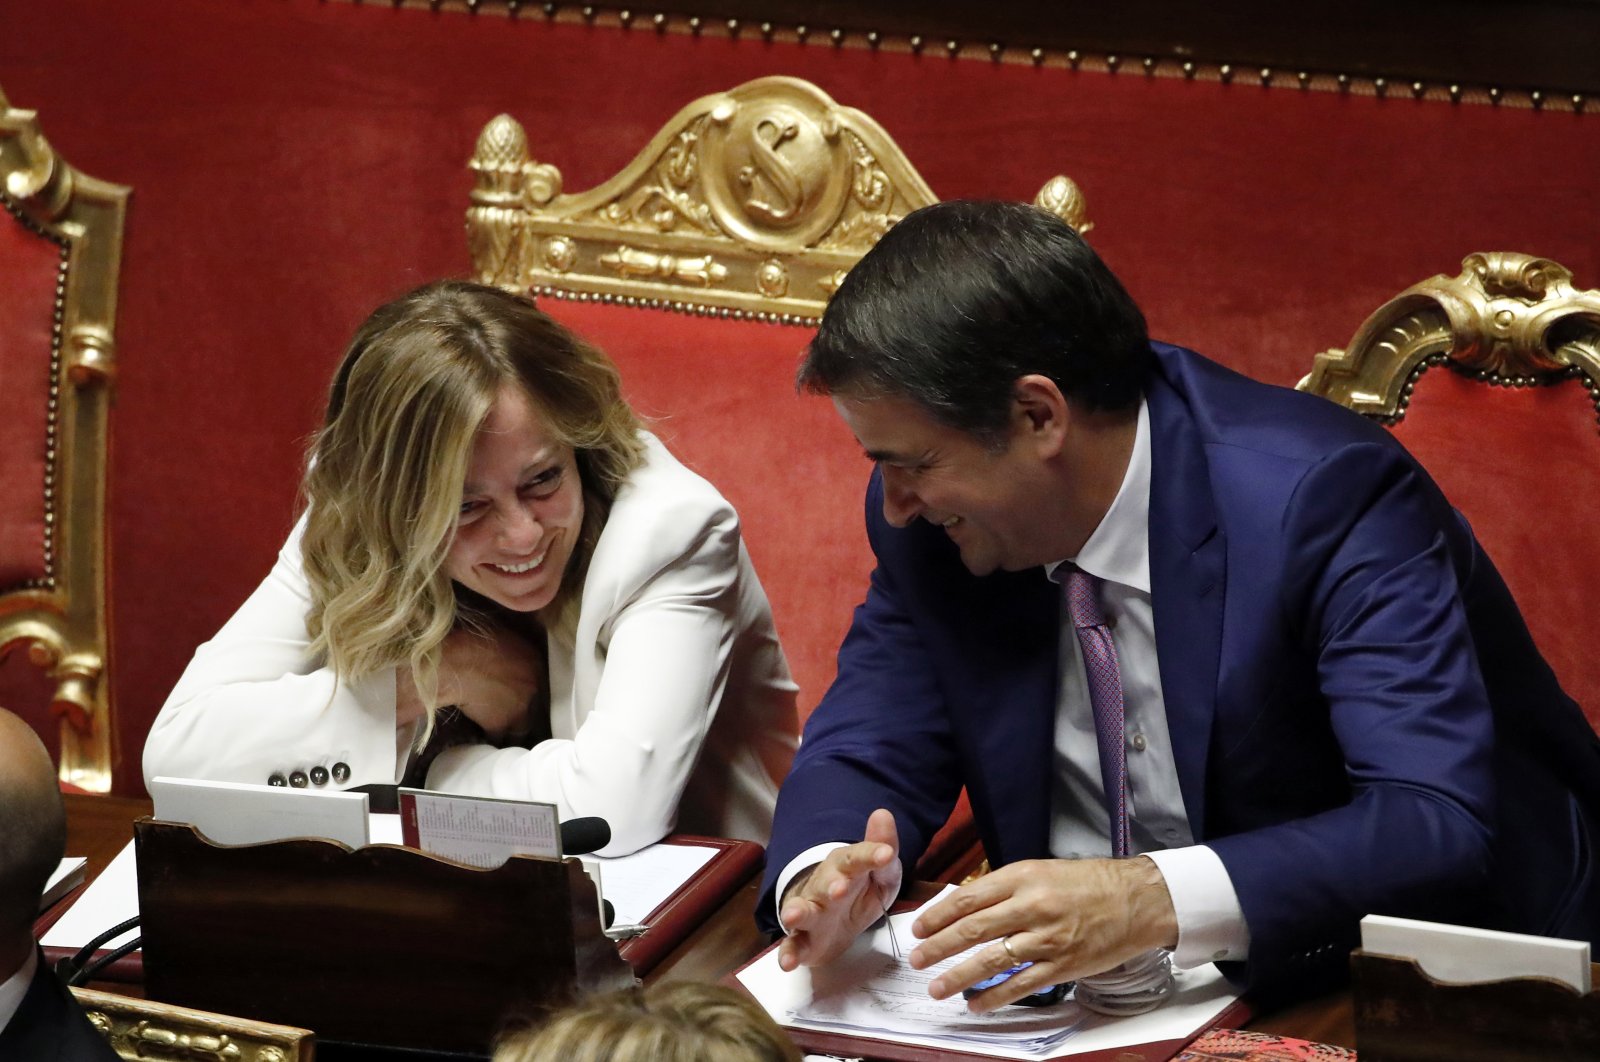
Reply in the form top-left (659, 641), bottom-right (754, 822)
top-left (1149, 342), bottom-right (1397, 460)
top-left (0, 960), bottom-right (120, 1062)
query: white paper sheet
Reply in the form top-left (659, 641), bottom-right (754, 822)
top-left (738, 888), bottom-right (1241, 1060)
top-left (40, 841), bottom-right (139, 951)
top-left (588, 843), bottom-right (719, 925)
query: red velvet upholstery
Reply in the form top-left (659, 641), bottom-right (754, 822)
top-left (3, 0), bottom-right (1597, 795)
top-left (1387, 369), bottom-right (1600, 731)
top-left (0, 205), bottom-right (59, 590)
top-left (539, 301), bottom-right (866, 718)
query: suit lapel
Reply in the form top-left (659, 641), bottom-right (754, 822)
top-left (949, 566), bottom-right (1059, 866)
top-left (1146, 360), bottom-right (1226, 840)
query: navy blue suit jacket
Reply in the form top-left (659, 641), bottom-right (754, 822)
top-left (762, 344), bottom-right (1600, 996)
top-left (0, 950), bottom-right (121, 1062)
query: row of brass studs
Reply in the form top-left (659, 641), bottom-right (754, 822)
top-left (0, 193), bottom-right (69, 593)
top-left (1386, 354), bottom-right (1600, 431)
top-left (362, 1), bottom-right (1590, 113)
top-left (531, 284), bottom-right (820, 327)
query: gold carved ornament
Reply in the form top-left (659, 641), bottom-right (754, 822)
top-left (0, 85), bottom-right (129, 792)
top-left (1298, 252), bottom-right (1600, 429)
top-left (467, 75), bottom-right (1093, 324)
top-left (74, 988), bottom-right (313, 1062)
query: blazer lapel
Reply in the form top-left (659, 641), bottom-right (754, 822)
top-left (1146, 365), bottom-right (1226, 841)
top-left (949, 567), bottom-right (1059, 866)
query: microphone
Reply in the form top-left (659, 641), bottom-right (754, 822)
top-left (559, 816), bottom-right (610, 856)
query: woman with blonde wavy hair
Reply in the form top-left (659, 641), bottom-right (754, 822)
top-left (144, 281), bottom-right (798, 853)
top-left (494, 983), bottom-right (801, 1062)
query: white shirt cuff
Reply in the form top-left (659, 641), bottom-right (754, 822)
top-left (773, 843), bottom-right (848, 933)
top-left (1142, 845), bottom-right (1251, 967)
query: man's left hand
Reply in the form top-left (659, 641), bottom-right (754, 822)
top-left (908, 856), bottom-right (1179, 1012)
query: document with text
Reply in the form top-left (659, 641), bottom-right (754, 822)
top-left (738, 887), bottom-right (1242, 1060)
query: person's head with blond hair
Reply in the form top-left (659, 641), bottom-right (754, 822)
top-left (495, 982), bottom-right (801, 1062)
top-left (299, 280), bottom-right (644, 723)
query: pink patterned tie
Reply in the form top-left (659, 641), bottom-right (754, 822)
top-left (1065, 567), bottom-right (1130, 859)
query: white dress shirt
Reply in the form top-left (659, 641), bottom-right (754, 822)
top-left (1047, 398), bottom-right (1249, 967)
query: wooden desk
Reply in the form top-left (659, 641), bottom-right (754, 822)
top-left (59, 794), bottom-right (1357, 1052)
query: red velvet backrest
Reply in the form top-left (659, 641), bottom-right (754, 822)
top-left (0, 87), bottom-right (129, 790)
top-left (541, 300), bottom-right (870, 720)
top-left (1388, 369), bottom-right (1600, 730)
top-left (0, 198), bottom-right (60, 592)
top-left (0, 197), bottom-right (66, 764)
top-left (1300, 254), bottom-right (1600, 734)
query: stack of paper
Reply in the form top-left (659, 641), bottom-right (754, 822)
top-left (738, 889), bottom-right (1241, 1060)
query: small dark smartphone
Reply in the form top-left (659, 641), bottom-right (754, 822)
top-left (961, 963), bottom-right (1073, 1007)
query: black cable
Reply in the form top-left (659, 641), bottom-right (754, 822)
top-left (68, 934), bottom-right (142, 988)
top-left (53, 915), bottom-right (140, 986)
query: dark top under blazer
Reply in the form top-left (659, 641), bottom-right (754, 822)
top-left (761, 343), bottom-right (1600, 997)
top-left (0, 950), bottom-right (122, 1062)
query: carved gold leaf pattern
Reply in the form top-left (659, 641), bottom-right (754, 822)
top-left (465, 76), bottom-right (1086, 320)
top-left (1299, 253), bottom-right (1600, 428)
top-left (1, 84), bottom-right (127, 792)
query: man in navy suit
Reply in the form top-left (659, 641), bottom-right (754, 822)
top-left (0, 709), bottom-right (120, 1061)
top-left (761, 201), bottom-right (1600, 1007)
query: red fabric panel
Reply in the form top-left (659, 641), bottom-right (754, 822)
top-left (1389, 370), bottom-right (1600, 731)
top-left (2, 0), bottom-right (1597, 791)
top-left (0, 209), bottom-right (58, 589)
top-left (541, 301), bottom-right (868, 718)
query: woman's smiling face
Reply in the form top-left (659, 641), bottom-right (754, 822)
top-left (444, 384), bottom-right (583, 613)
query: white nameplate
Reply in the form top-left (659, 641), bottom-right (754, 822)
top-left (150, 776), bottom-right (369, 849)
top-left (1361, 913), bottom-right (1592, 993)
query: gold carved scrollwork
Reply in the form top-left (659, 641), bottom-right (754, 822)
top-left (468, 77), bottom-right (1094, 322)
top-left (127, 1021), bottom-right (243, 1060)
top-left (600, 245), bottom-right (729, 286)
top-left (1, 84), bottom-right (127, 792)
top-left (1299, 252), bottom-right (1600, 427)
top-left (74, 989), bottom-right (313, 1062)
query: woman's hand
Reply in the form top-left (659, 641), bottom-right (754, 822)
top-left (397, 624), bottom-right (544, 742)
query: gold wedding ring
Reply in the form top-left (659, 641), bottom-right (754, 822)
top-left (1000, 934), bottom-right (1021, 963)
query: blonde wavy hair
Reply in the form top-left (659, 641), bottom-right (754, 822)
top-left (300, 280), bottom-right (644, 714)
top-left (494, 983), bottom-right (802, 1062)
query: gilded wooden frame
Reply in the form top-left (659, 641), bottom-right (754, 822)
top-left (468, 75), bottom-right (1092, 323)
top-left (1299, 252), bottom-right (1600, 429)
top-left (0, 85), bottom-right (129, 791)
top-left (75, 988), bottom-right (316, 1062)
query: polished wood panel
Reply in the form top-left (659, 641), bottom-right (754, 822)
top-left (60, 795), bottom-right (1359, 1051)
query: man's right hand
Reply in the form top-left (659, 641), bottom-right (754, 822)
top-left (777, 808), bottom-right (903, 971)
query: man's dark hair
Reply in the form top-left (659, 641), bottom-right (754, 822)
top-left (798, 200), bottom-right (1152, 442)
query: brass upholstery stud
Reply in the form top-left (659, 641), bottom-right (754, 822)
top-left (1218, 63), bottom-right (1233, 83)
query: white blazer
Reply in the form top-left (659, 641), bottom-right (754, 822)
top-left (143, 434), bottom-right (799, 855)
